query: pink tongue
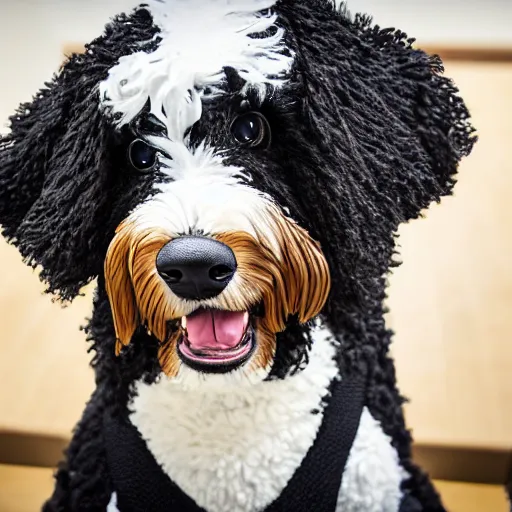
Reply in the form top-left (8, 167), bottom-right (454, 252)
top-left (186, 310), bottom-right (248, 351)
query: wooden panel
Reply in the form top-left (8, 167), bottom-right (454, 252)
top-left (0, 465), bottom-right (508, 512)
top-left (0, 431), bottom-right (68, 469)
top-left (412, 444), bottom-right (512, 485)
top-left (388, 62), bottom-right (512, 452)
top-left (422, 46), bottom-right (512, 63)
top-left (0, 465), bottom-right (54, 512)
top-left (434, 480), bottom-right (509, 512)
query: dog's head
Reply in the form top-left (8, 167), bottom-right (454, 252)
top-left (0, 1), bottom-right (474, 386)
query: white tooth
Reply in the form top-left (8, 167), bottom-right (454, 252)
top-left (243, 311), bottom-right (250, 326)
top-left (181, 316), bottom-right (187, 329)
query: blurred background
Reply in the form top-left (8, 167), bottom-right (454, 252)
top-left (0, 1), bottom-right (511, 511)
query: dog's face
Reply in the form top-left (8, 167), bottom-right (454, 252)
top-left (102, 1), bottom-right (334, 385)
top-left (0, 0), bottom-right (474, 386)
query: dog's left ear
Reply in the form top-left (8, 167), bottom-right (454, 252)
top-left (282, 5), bottom-right (476, 223)
top-left (391, 49), bottom-right (477, 219)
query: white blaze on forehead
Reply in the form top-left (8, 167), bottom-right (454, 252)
top-left (146, 136), bottom-right (246, 181)
top-left (99, 0), bottom-right (293, 147)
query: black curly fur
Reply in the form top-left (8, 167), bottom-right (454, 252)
top-left (0, 1), bottom-right (476, 511)
top-left (0, 8), bottom-right (161, 300)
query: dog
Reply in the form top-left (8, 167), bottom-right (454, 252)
top-left (0, 1), bottom-right (475, 511)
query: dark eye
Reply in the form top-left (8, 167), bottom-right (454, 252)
top-left (230, 112), bottom-right (271, 149)
top-left (128, 139), bottom-right (157, 173)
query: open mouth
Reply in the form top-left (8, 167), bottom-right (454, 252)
top-left (177, 308), bottom-right (256, 373)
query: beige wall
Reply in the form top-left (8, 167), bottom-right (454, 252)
top-left (347, 0), bottom-right (512, 47)
top-left (0, 0), bottom-right (138, 130)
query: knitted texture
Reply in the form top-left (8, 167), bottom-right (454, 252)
top-left (104, 370), bottom-right (365, 512)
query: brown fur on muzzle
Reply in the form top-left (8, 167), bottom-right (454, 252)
top-left (104, 206), bottom-right (331, 376)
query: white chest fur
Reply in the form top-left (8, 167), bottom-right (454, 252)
top-left (130, 329), bottom-right (338, 512)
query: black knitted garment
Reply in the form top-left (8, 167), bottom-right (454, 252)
top-left (105, 371), bottom-right (366, 512)
top-left (104, 369), bottom-right (423, 512)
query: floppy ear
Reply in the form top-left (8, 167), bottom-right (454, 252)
top-left (9, 73), bottom-right (113, 300)
top-left (0, 8), bottom-right (159, 300)
top-left (0, 80), bottom-right (67, 240)
top-left (280, 5), bottom-right (476, 224)
top-left (386, 46), bottom-right (477, 219)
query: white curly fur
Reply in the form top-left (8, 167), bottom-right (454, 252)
top-left (130, 325), bottom-right (339, 512)
top-left (337, 407), bottom-right (409, 512)
top-left (130, 324), bottom-right (407, 512)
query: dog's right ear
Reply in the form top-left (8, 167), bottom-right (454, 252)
top-left (0, 75), bottom-right (68, 239)
top-left (0, 7), bottom-right (159, 300)
top-left (0, 7), bottom-right (156, 242)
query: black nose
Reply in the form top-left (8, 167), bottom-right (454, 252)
top-left (156, 236), bottom-right (237, 300)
